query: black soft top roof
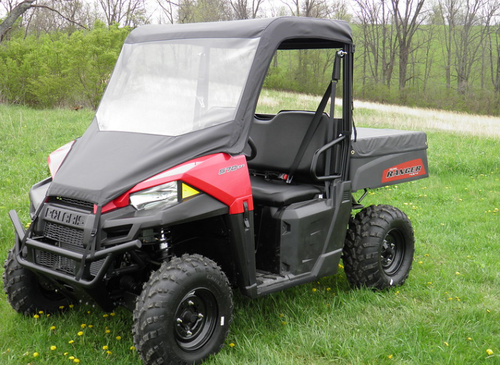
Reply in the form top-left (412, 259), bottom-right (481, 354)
top-left (125, 17), bottom-right (352, 48)
top-left (49, 17), bottom-right (353, 205)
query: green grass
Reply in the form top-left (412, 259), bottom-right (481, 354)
top-left (1, 102), bottom-right (500, 364)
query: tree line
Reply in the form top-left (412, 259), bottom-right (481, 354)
top-left (353, 0), bottom-right (500, 115)
top-left (0, 0), bottom-right (499, 115)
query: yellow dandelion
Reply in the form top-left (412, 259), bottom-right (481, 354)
top-left (81, 324), bottom-right (86, 329)
top-left (229, 343), bottom-right (235, 348)
top-left (388, 354), bottom-right (393, 359)
top-left (64, 352), bottom-right (69, 356)
top-left (130, 346), bottom-right (136, 351)
top-left (312, 288), bottom-right (317, 292)
top-left (444, 342), bottom-right (449, 347)
top-left (69, 340), bottom-right (75, 344)
top-left (69, 356), bottom-right (75, 360)
top-left (102, 346), bottom-right (109, 350)
top-left (487, 349), bottom-right (494, 356)
top-left (105, 329), bottom-right (111, 334)
top-left (103, 314), bottom-right (109, 318)
top-left (33, 352), bottom-right (39, 357)
top-left (77, 331), bottom-right (84, 336)
top-left (39, 311), bottom-right (44, 314)
top-left (110, 312), bottom-right (116, 317)
top-left (107, 350), bottom-right (113, 355)
top-left (50, 326), bottom-right (56, 331)
top-left (338, 264), bottom-right (344, 269)
top-left (69, 304), bottom-right (74, 309)
top-left (74, 358), bottom-right (80, 363)
top-left (455, 272), bottom-right (461, 275)
top-left (116, 336), bottom-right (122, 340)
top-left (50, 345), bottom-right (57, 351)
top-left (281, 321), bottom-right (287, 325)
top-left (59, 306), bottom-right (65, 310)
top-left (326, 288), bottom-right (331, 291)
top-left (33, 314), bottom-right (40, 319)
top-left (467, 337), bottom-right (472, 341)
top-left (88, 325), bottom-right (94, 328)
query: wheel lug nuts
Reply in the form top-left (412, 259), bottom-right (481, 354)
top-left (176, 318), bottom-right (183, 324)
top-left (188, 300), bottom-right (194, 306)
top-left (198, 313), bottom-right (204, 319)
top-left (186, 330), bottom-right (192, 336)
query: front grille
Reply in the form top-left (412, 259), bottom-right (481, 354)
top-left (35, 250), bottom-right (105, 277)
top-left (48, 196), bottom-right (94, 211)
top-left (36, 250), bottom-right (76, 275)
top-left (44, 222), bottom-right (84, 249)
top-left (37, 199), bottom-right (107, 278)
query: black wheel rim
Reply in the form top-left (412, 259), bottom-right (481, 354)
top-left (174, 288), bottom-right (218, 352)
top-left (380, 228), bottom-right (406, 276)
top-left (37, 276), bottom-right (68, 302)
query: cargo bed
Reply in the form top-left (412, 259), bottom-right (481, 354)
top-left (350, 128), bottom-right (428, 191)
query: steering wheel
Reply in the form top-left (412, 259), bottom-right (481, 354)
top-left (245, 137), bottom-right (257, 161)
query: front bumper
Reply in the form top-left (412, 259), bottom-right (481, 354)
top-left (10, 209), bottom-right (142, 289)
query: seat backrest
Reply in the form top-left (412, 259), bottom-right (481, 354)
top-left (248, 111), bottom-right (329, 181)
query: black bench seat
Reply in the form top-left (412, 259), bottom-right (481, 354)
top-left (248, 111), bottom-right (330, 207)
top-left (250, 176), bottom-right (322, 207)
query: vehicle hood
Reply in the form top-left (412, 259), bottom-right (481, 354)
top-left (47, 119), bottom-right (234, 206)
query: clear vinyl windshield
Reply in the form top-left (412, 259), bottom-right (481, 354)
top-left (96, 38), bottom-right (259, 136)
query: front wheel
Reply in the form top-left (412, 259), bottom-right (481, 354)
top-left (3, 248), bottom-right (71, 314)
top-left (133, 254), bottom-right (233, 365)
top-left (342, 205), bottom-right (415, 290)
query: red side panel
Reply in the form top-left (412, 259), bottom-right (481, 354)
top-left (102, 153), bottom-right (253, 214)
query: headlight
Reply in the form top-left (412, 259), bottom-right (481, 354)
top-left (130, 182), bottom-right (179, 211)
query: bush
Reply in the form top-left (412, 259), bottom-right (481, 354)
top-left (0, 22), bottom-right (130, 109)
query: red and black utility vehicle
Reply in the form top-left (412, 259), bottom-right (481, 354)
top-left (4, 17), bottom-right (429, 365)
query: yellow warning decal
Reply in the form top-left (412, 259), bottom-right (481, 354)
top-left (181, 183), bottom-right (199, 200)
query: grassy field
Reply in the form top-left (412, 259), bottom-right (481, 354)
top-left (1, 99), bottom-right (499, 365)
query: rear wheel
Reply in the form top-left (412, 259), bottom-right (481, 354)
top-left (342, 205), bottom-right (415, 290)
top-left (3, 248), bottom-right (71, 315)
top-left (133, 254), bottom-right (233, 365)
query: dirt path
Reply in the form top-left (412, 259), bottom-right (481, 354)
top-left (353, 100), bottom-right (500, 139)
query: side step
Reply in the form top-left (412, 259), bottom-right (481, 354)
top-left (255, 270), bottom-right (311, 296)
top-left (256, 270), bottom-right (288, 287)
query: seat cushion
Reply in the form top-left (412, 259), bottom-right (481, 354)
top-left (250, 176), bottom-right (322, 207)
